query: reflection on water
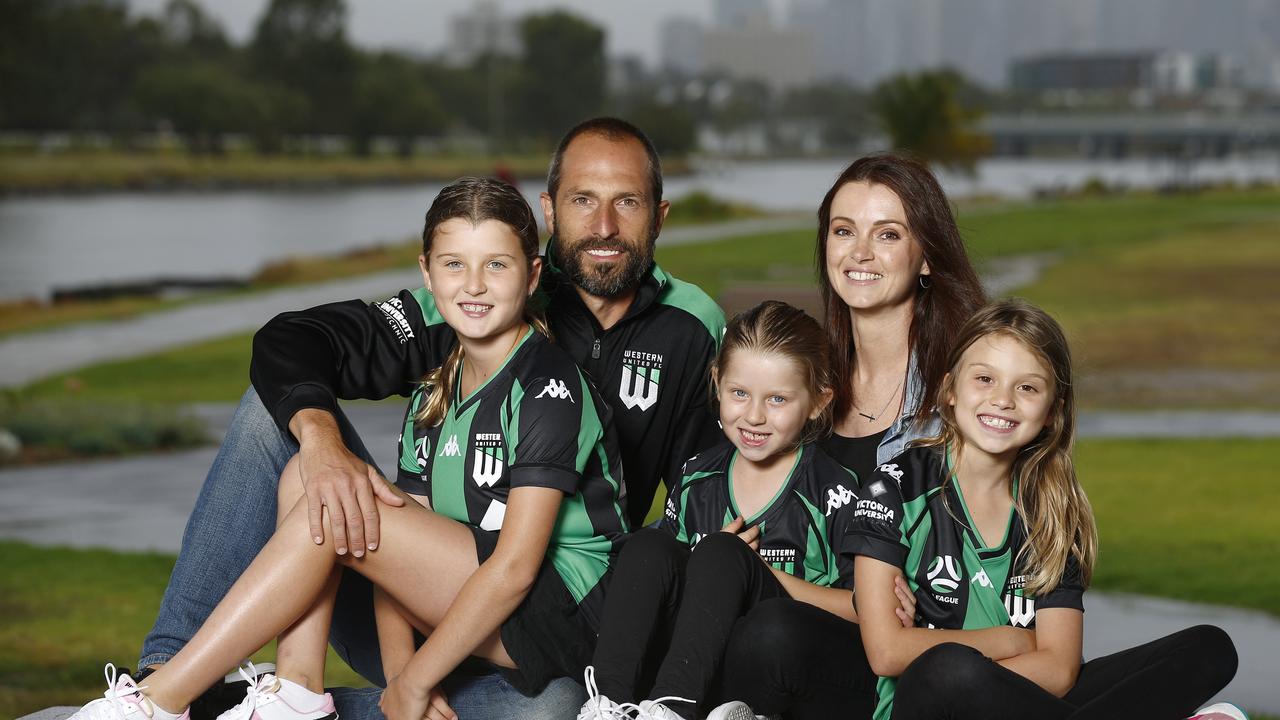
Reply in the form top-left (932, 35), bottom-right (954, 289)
top-left (1, 156), bottom-right (1277, 301)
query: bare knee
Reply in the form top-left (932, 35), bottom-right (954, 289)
top-left (279, 454), bottom-right (305, 512)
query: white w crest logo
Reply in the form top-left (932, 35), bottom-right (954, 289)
top-left (1005, 592), bottom-right (1036, 627)
top-left (472, 448), bottom-right (504, 487)
top-left (619, 365), bottom-right (659, 411)
top-left (535, 378), bottom-right (574, 402)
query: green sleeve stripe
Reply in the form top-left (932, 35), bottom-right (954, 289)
top-left (796, 491), bottom-right (839, 586)
top-left (574, 374), bottom-right (600, 473)
top-left (410, 287), bottom-right (447, 326)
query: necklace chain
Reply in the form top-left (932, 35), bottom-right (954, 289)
top-left (853, 376), bottom-right (905, 422)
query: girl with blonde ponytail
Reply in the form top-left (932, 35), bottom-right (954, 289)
top-left (62, 177), bottom-right (629, 720)
top-left (848, 298), bottom-right (1241, 720)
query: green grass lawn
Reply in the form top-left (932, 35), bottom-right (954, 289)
top-left (1, 437), bottom-right (1276, 718)
top-left (0, 543), bottom-right (367, 719)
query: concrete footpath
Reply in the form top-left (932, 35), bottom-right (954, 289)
top-left (3, 400), bottom-right (1279, 714)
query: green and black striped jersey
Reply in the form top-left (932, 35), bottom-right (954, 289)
top-left (846, 444), bottom-right (1085, 720)
top-left (660, 441), bottom-right (861, 589)
top-left (395, 328), bottom-right (628, 624)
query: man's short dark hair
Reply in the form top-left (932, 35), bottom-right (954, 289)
top-left (546, 117), bottom-right (664, 216)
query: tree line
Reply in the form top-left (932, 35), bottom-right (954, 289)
top-left (0, 0), bottom-right (989, 169)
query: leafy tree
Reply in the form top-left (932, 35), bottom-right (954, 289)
top-left (870, 69), bottom-right (991, 173)
top-left (250, 0), bottom-right (357, 135)
top-left (0, 0), bottom-right (161, 132)
top-left (134, 62), bottom-right (257, 154)
top-left (621, 101), bottom-right (697, 155)
top-left (349, 53), bottom-right (447, 157)
top-left (517, 11), bottom-right (605, 142)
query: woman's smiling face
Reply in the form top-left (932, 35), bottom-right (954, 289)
top-left (824, 181), bottom-right (930, 315)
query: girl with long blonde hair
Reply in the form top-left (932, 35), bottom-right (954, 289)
top-left (849, 298), bottom-right (1240, 720)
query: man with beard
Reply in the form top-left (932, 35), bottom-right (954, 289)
top-left (133, 117), bottom-right (724, 720)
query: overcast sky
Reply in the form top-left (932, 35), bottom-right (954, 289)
top-left (126, 0), bottom-right (757, 67)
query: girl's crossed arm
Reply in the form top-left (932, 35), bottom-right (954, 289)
top-left (855, 555), bottom-right (1038, 678)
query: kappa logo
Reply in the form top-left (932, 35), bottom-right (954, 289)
top-left (877, 463), bottom-right (904, 482)
top-left (472, 447), bottom-right (504, 488)
top-left (535, 378), bottom-right (575, 402)
top-left (1004, 592), bottom-right (1036, 628)
top-left (438, 434), bottom-right (461, 457)
top-left (619, 349), bottom-right (663, 412)
top-left (414, 436), bottom-right (432, 467)
top-left (824, 484), bottom-right (856, 516)
top-left (927, 554), bottom-right (962, 594)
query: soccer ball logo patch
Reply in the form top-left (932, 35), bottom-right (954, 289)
top-left (927, 555), bottom-right (962, 594)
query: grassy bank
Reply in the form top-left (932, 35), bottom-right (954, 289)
top-left (1, 437), bottom-right (1275, 718)
top-left (0, 543), bottom-right (367, 718)
top-left (0, 151), bottom-right (656, 194)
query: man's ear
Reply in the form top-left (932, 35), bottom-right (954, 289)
top-left (539, 192), bottom-right (555, 236)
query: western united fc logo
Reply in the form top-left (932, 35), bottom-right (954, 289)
top-left (620, 348), bottom-right (663, 411)
top-left (472, 433), bottom-right (504, 488)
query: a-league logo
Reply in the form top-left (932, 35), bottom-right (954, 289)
top-left (927, 554), bottom-right (962, 594)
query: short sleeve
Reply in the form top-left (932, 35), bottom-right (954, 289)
top-left (509, 374), bottom-right (597, 495)
top-left (393, 393), bottom-right (431, 496)
top-left (823, 466), bottom-right (861, 589)
top-left (1035, 552), bottom-right (1086, 612)
top-left (659, 473), bottom-right (688, 541)
top-left (844, 468), bottom-right (911, 569)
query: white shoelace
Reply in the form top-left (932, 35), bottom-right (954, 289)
top-left (216, 662), bottom-right (277, 720)
top-left (578, 666), bottom-right (643, 720)
top-left (73, 664), bottom-right (152, 720)
top-left (638, 694), bottom-right (699, 720)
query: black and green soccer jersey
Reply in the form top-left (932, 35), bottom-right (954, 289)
top-left (394, 328), bottom-right (629, 626)
top-left (845, 444), bottom-right (1085, 720)
top-left (251, 246), bottom-right (725, 529)
top-left (659, 441), bottom-right (861, 589)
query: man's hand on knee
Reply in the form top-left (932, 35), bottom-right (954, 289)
top-left (290, 408), bottom-right (404, 557)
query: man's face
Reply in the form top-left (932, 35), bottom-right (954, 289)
top-left (540, 133), bottom-right (669, 298)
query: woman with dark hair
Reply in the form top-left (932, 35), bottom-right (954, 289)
top-left (816, 153), bottom-right (987, 483)
top-left (709, 154), bottom-right (989, 719)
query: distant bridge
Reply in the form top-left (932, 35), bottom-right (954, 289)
top-left (981, 113), bottom-right (1280, 158)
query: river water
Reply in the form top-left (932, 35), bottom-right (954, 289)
top-left (2, 155), bottom-right (1277, 302)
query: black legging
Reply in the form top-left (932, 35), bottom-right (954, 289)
top-left (591, 529), bottom-right (791, 716)
top-left (892, 624), bottom-right (1238, 720)
top-left (718, 597), bottom-right (878, 719)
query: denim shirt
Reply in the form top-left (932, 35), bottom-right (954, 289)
top-left (876, 356), bottom-right (940, 466)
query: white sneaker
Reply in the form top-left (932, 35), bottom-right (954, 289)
top-left (214, 666), bottom-right (336, 720)
top-left (637, 698), bottom-right (693, 720)
top-left (1188, 703), bottom-right (1250, 720)
top-left (69, 664), bottom-right (190, 720)
top-left (577, 666), bottom-right (639, 720)
top-left (705, 700), bottom-right (770, 720)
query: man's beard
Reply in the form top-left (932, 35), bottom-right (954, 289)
top-left (559, 235), bottom-right (655, 299)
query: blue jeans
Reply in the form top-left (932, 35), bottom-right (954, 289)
top-left (140, 388), bottom-right (585, 720)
